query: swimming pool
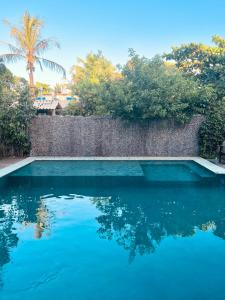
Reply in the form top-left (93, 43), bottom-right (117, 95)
top-left (0, 159), bottom-right (225, 300)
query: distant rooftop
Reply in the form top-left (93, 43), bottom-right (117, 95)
top-left (34, 99), bottom-right (62, 110)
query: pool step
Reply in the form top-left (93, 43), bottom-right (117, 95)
top-left (141, 161), bottom-right (215, 182)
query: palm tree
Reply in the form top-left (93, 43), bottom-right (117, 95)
top-left (0, 12), bottom-right (66, 91)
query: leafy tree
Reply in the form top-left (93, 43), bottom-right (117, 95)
top-left (0, 63), bottom-right (34, 156)
top-left (54, 82), bottom-right (71, 95)
top-left (64, 99), bottom-right (84, 116)
top-left (68, 81), bottom-right (109, 116)
top-left (35, 82), bottom-right (52, 95)
top-left (165, 36), bottom-right (225, 157)
top-left (14, 76), bottom-right (28, 89)
top-left (71, 51), bottom-right (121, 84)
top-left (165, 35), bottom-right (225, 98)
top-left (54, 83), bottom-right (63, 94)
top-left (0, 61), bottom-right (14, 93)
top-left (68, 50), bottom-right (214, 120)
top-left (0, 11), bottom-right (66, 90)
top-left (68, 51), bottom-right (121, 115)
top-left (102, 51), bottom-right (214, 123)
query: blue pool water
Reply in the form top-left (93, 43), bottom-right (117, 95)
top-left (0, 160), bottom-right (224, 300)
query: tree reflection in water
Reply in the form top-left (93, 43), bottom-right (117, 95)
top-left (92, 185), bottom-right (225, 262)
top-left (0, 186), bottom-right (52, 286)
top-left (0, 177), bottom-right (224, 280)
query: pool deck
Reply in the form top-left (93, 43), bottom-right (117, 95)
top-left (219, 163), bottom-right (225, 169)
top-left (0, 156), bottom-right (225, 178)
top-left (0, 158), bottom-right (24, 169)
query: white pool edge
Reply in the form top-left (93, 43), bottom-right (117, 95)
top-left (0, 157), bottom-right (35, 178)
top-left (0, 156), bottom-right (225, 178)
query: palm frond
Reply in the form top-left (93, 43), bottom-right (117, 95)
top-left (4, 12), bottom-right (43, 51)
top-left (0, 53), bottom-right (25, 63)
top-left (11, 27), bottom-right (26, 49)
top-left (3, 19), bottom-right (12, 27)
top-left (40, 58), bottom-right (66, 78)
top-left (23, 11), bottom-right (43, 50)
top-left (0, 40), bottom-right (24, 55)
top-left (35, 57), bottom-right (43, 71)
top-left (3, 18), bottom-right (26, 49)
top-left (35, 38), bottom-right (60, 55)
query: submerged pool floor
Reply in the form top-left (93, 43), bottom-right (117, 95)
top-left (0, 161), bottom-right (225, 300)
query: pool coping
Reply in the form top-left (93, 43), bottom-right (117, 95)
top-left (0, 156), bottom-right (225, 178)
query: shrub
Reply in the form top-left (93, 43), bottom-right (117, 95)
top-left (68, 52), bottom-right (214, 123)
top-left (199, 98), bottom-right (225, 158)
top-left (71, 81), bottom-right (108, 116)
top-left (0, 69), bottom-right (34, 157)
top-left (102, 53), bottom-right (214, 123)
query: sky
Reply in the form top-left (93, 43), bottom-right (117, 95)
top-left (0, 0), bottom-right (224, 86)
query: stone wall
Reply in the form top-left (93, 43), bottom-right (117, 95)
top-left (30, 115), bottom-right (204, 156)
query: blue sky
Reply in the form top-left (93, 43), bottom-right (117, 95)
top-left (0, 0), bottom-right (224, 85)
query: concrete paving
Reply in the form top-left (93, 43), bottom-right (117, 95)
top-left (0, 157), bottom-right (24, 169)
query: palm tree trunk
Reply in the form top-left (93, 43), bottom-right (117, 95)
top-left (29, 69), bottom-right (34, 88)
top-left (28, 63), bottom-right (35, 98)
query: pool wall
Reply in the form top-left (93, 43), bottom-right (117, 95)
top-left (0, 157), bottom-right (225, 178)
top-left (30, 115), bottom-right (204, 156)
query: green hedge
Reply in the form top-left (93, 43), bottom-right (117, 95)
top-left (199, 99), bottom-right (225, 158)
